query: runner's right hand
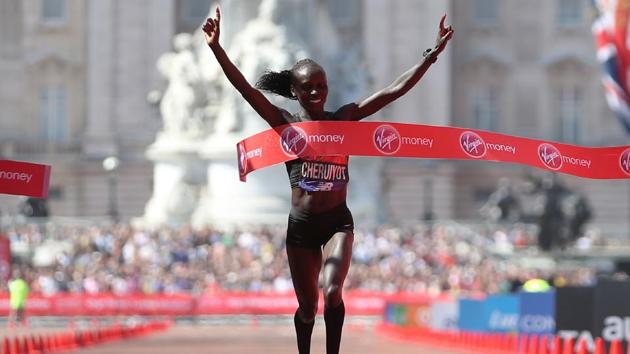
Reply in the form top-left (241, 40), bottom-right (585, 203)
top-left (202, 7), bottom-right (221, 48)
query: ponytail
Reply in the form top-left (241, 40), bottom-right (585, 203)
top-left (255, 70), bottom-right (296, 100)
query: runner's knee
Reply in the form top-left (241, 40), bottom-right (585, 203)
top-left (298, 303), bottom-right (317, 322)
top-left (323, 283), bottom-right (343, 308)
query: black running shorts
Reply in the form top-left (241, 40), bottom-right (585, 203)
top-left (286, 203), bottom-right (354, 249)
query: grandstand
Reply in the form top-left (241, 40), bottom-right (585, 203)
top-left (0, 216), bottom-right (614, 296)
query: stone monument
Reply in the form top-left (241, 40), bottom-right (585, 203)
top-left (143, 33), bottom-right (211, 227)
top-left (145, 0), bottom-right (374, 228)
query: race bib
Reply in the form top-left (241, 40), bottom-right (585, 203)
top-left (297, 156), bottom-right (349, 192)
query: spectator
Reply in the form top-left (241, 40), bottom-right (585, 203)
top-left (0, 221), bottom-right (598, 296)
top-left (8, 268), bottom-right (29, 328)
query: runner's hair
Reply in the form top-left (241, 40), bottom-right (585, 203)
top-left (255, 59), bottom-right (322, 100)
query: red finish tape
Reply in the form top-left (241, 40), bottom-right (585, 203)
top-left (236, 121), bottom-right (630, 181)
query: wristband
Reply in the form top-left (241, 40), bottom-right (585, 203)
top-left (423, 48), bottom-right (438, 64)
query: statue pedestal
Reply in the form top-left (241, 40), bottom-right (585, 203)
top-left (347, 157), bottom-right (382, 228)
top-left (192, 134), bottom-right (289, 228)
top-left (143, 136), bottom-right (206, 228)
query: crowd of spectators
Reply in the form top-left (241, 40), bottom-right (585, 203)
top-left (0, 220), bottom-right (599, 297)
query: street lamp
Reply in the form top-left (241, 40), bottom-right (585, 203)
top-left (102, 156), bottom-right (120, 223)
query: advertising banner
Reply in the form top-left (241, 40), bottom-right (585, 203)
top-left (458, 298), bottom-right (486, 332)
top-left (0, 234), bottom-right (10, 283)
top-left (593, 278), bottom-right (630, 351)
top-left (0, 291), bottom-right (421, 317)
top-left (406, 303), bottom-right (431, 328)
top-left (518, 291), bottom-right (555, 335)
top-left (430, 299), bottom-right (459, 331)
top-left (384, 303), bottom-right (408, 326)
top-left (483, 294), bottom-right (519, 333)
top-left (555, 286), bottom-right (595, 348)
top-left (0, 160), bottom-right (51, 198)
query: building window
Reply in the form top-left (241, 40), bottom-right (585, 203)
top-left (556, 87), bottom-right (583, 143)
top-left (40, 86), bottom-right (67, 143)
top-left (472, 0), bottom-right (498, 27)
top-left (180, 0), bottom-right (211, 27)
top-left (557, 0), bottom-right (583, 27)
top-left (41, 0), bottom-right (66, 24)
top-left (472, 88), bottom-right (499, 131)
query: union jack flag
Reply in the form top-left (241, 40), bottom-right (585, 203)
top-left (592, 0), bottom-right (630, 133)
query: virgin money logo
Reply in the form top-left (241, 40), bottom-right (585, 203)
top-left (538, 143), bottom-right (563, 170)
top-left (237, 143), bottom-right (247, 176)
top-left (373, 125), bottom-right (401, 155)
top-left (620, 148), bottom-right (630, 176)
top-left (280, 126), bottom-right (307, 157)
top-left (459, 131), bottom-right (486, 158)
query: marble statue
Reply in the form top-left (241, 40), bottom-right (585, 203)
top-left (156, 33), bottom-right (211, 139)
top-left (145, 0), bottom-right (372, 228)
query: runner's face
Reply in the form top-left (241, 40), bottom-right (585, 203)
top-left (291, 65), bottom-right (328, 116)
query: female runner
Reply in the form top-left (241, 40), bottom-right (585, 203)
top-left (202, 8), bottom-right (453, 353)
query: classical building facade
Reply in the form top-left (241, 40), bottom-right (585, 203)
top-left (0, 0), bottom-right (627, 235)
top-left (365, 0), bottom-right (628, 235)
top-left (450, 0), bottom-right (628, 235)
top-left (0, 0), bottom-right (173, 219)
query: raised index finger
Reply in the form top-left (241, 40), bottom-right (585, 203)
top-left (216, 7), bottom-right (221, 23)
top-left (440, 14), bottom-right (447, 31)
